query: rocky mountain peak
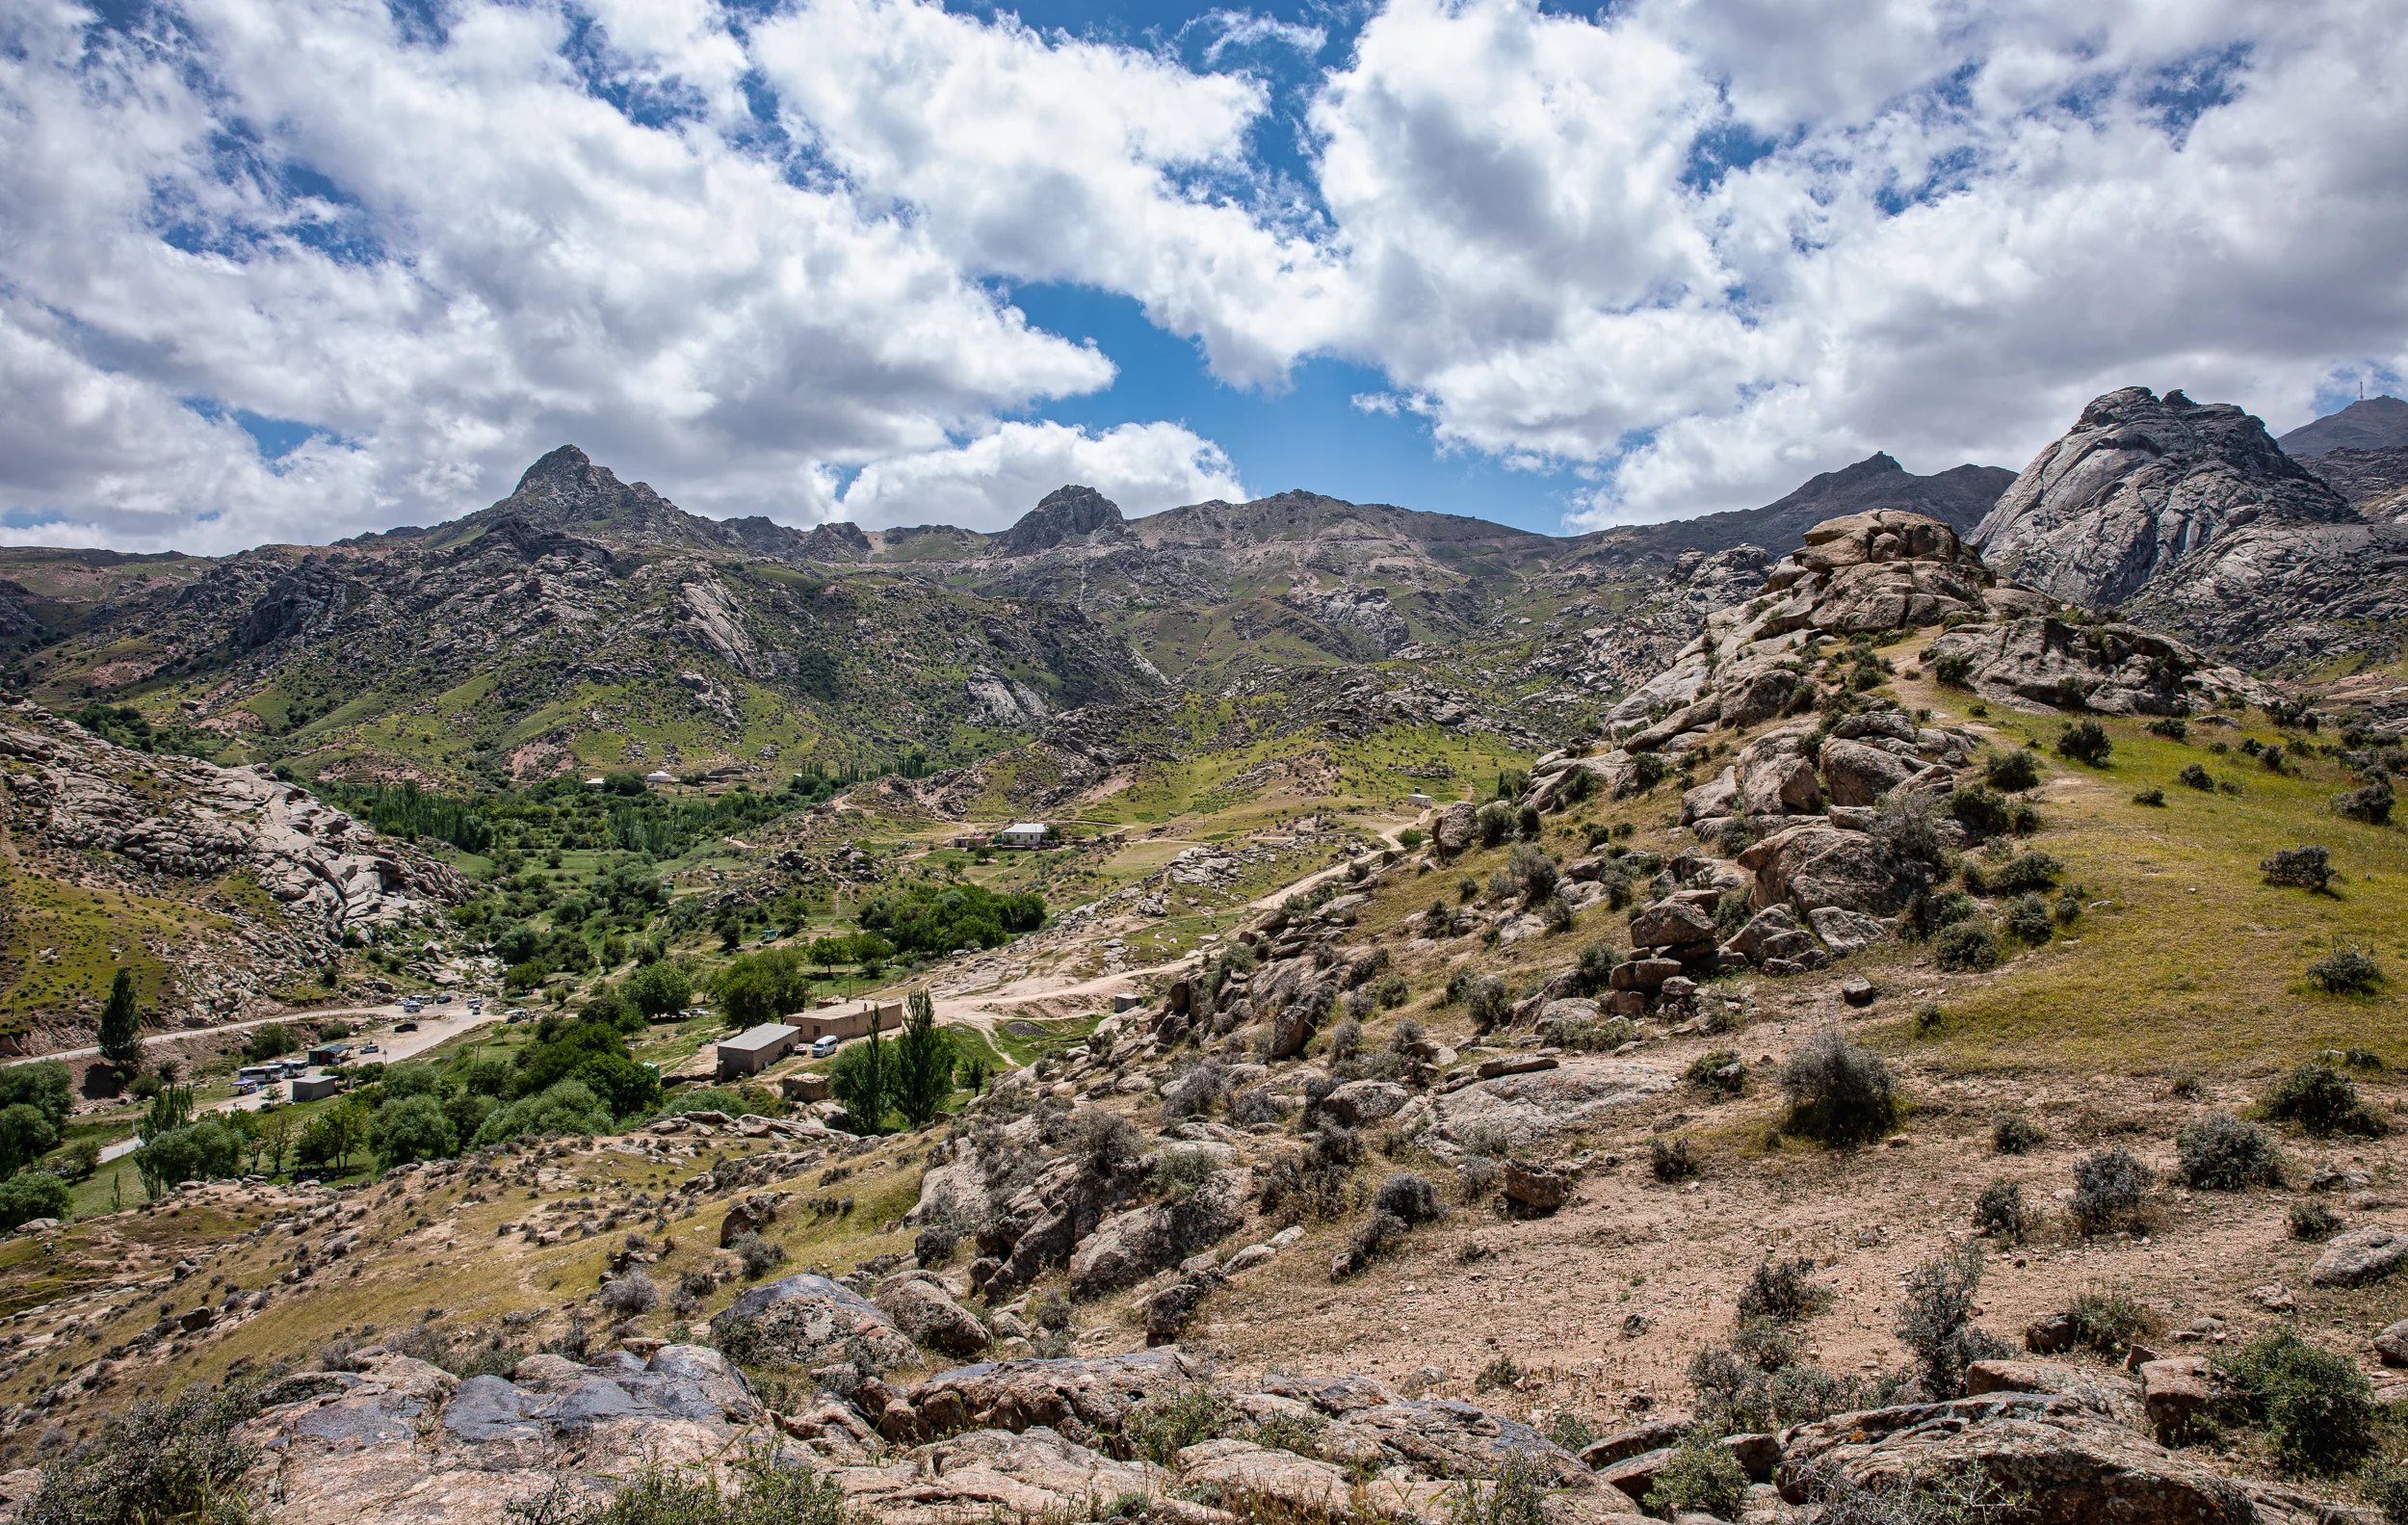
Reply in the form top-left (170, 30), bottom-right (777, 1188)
top-left (510, 443), bottom-right (601, 499)
top-left (1972, 384), bottom-right (2353, 610)
top-left (997, 485), bottom-right (1129, 556)
top-left (2278, 393), bottom-right (2408, 459)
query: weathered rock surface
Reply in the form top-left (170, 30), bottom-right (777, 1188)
top-left (1066, 1169), bottom-right (1247, 1299)
top-left (2309, 1224), bottom-right (2408, 1287)
top-left (1975, 385), bottom-right (2357, 610)
top-left (1778, 1392), bottom-right (2343, 1525)
top-left (1920, 617), bottom-right (2268, 716)
top-left (1973, 385), bottom-right (2407, 672)
top-left (235, 1345), bottom-right (759, 1525)
top-left (709, 1274), bottom-right (917, 1368)
top-left (1428, 1058), bottom-right (1673, 1151)
top-left (901, 1350), bottom-right (1205, 1437)
top-left (1739, 823), bottom-right (1913, 917)
top-left (874, 1274), bottom-right (991, 1356)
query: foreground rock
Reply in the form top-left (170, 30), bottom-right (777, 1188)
top-left (1778, 1391), bottom-right (2348, 1525)
top-left (238, 1347), bottom-right (758, 1525)
top-left (207, 1340), bottom-right (2371, 1525)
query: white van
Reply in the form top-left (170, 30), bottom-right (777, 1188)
top-left (811, 1034), bottom-right (839, 1059)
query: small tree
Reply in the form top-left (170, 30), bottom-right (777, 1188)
top-left (368, 1094), bottom-right (458, 1168)
top-left (97, 969), bottom-right (143, 1074)
top-left (0, 1103), bottom-right (57, 1180)
top-left (890, 989), bottom-right (957, 1130)
top-left (624, 960), bottom-right (693, 1019)
top-left (261, 1110), bottom-right (297, 1175)
top-left (828, 1013), bottom-right (890, 1133)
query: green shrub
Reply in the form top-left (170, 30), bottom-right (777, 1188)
top-left (2289, 1199), bottom-right (2343, 1242)
top-left (2178, 762), bottom-right (2214, 791)
top-left (2336, 780), bottom-right (2395, 826)
top-left (1780, 1029), bottom-right (1898, 1145)
top-left (1644, 1436), bottom-right (1747, 1521)
top-left (369, 1093), bottom-right (458, 1168)
top-left (1983, 849), bottom-right (2063, 894)
top-left (2364, 1459), bottom-right (2408, 1525)
top-left (1933, 920), bottom-right (1999, 971)
top-left (2308, 949), bottom-right (2385, 996)
top-left (1905, 888), bottom-right (1977, 939)
top-left (1894, 1242), bottom-right (2010, 1400)
top-left (1949, 784), bottom-right (2040, 836)
top-left (2069, 1145), bottom-right (2151, 1234)
top-left (21, 1379), bottom-right (263, 1525)
top-left (2056, 720), bottom-right (2112, 766)
top-left (1685, 1049), bottom-right (1745, 1096)
top-left (1444, 1453), bottom-right (1553, 1525)
top-left (2133, 786), bottom-right (2166, 806)
top-left (1931, 652), bottom-right (1975, 688)
top-left (508, 1452), bottom-right (851, 1525)
top-left (1463, 976), bottom-right (1509, 1033)
top-left (2261, 1063), bottom-right (2389, 1137)
top-left (1572, 942), bottom-right (1623, 995)
top-left (1984, 749), bottom-right (2042, 791)
top-left (0, 1173), bottom-right (69, 1231)
top-left (2004, 893), bottom-right (2055, 943)
top-left (2064, 1285), bottom-right (2160, 1354)
top-left (2262, 845), bottom-right (2334, 892)
top-left (1991, 1113), bottom-right (2045, 1154)
top-left (1649, 1135), bottom-right (1699, 1181)
top-left (1738, 1256), bottom-right (1834, 1323)
top-left (2175, 1112), bottom-right (2281, 1190)
top-left (2148, 718), bottom-right (2188, 741)
top-left (1122, 1386), bottom-right (1235, 1466)
top-left (1972, 1179), bottom-right (2028, 1239)
top-left (2216, 1330), bottom-right (2376, 1476)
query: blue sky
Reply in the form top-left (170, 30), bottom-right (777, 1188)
top-left (1004, 282), bottom-right (1608, 527)
top-left (948, 0), bottom-right (1636, 530)
top-left (2, 0), bottom-right (2402, 550)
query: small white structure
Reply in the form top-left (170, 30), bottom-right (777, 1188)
top-left (644, 770), bottom-right (677, 785)
top-left (997, 822), bottom-right (1050, 848)
top-left (717, 1022), bottom-right (801, 1081)
top-left (1406, 793), bottom-right (1437, 808)
top-left (290, 1072), bottom-right (342, 1102)
top-left (584, 777), bottom-right (607, 787)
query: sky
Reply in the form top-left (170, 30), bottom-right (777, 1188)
top-left (1, 0), bottom-right (2403, 551)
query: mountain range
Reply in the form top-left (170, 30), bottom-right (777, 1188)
top-left (0, 388), bottom-right (2399, 797)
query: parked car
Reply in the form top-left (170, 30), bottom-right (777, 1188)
top-left (811, 1035), bottom-right (839, 1059)
top-left (358, 1042), bottom-right (380, 1054)
top-left (394, 1021), bottom-right (419, 1033)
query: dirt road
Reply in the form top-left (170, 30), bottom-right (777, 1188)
top-left (96, 1002), bottom-right (505, 1162)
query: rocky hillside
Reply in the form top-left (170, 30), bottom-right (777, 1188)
top-left (0, 501), bottom-right (2400, 1525)
top-left (19, 451), bottom-right (1169, 788)
top-left (0, 700), bottom-right (466, 1040)
top-left (1973, 387), bottom-right (2408, 673)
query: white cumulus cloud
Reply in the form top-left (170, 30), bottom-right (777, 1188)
top-left (831, 421), bottom-right (1245, 530)
top-left (0, 0), bottom-right (2403, 548)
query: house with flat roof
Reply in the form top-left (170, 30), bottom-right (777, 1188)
top-left (996, 822), bottom-right (1050, 848)
top-left (789, 1002), bottom-right (899, 1044)
top-left (290, 1072), bottom-right (342, 1102)
top-left (716, 1023), bottom-right (802, 1081)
